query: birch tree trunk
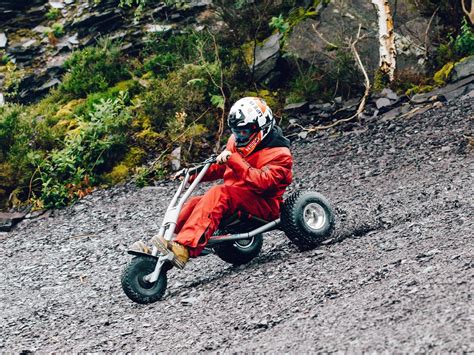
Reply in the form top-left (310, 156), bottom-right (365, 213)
top-left (461, 0), bottom-right (474, 24)
top-left (371, 0), bottom-right (396, 82)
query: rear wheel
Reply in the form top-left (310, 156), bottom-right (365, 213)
top-left (214, 234), bottom-right (263, 266)
top-left (121, 256), bottom-right (168, 304)
top-left (281, 191), bottom-right (335, 250)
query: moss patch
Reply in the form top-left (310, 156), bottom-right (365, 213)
top-left (433, 62), bottom-right (454, 86)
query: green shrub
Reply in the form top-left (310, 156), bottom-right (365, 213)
top-left (52, 23), bottom-right (64, 37)
top-left (60, 39), bottom-right (130, 98)
top-left (454, 18), bottom-right (474, 56)
top-left (37, 93), bottom-right (132, 208)
top-left (140, 63), bottom-right (218, 131)
top-left (46, 8), bottom-right (60, 20)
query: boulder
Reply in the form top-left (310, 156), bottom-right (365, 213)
top-left (450, 56), bottom-right (474, 82)
top-left (284, 102), bottom-right (309, 114)
top-left (285, 0), bottom-right (444, 77)
top-left (250, 33), bottom-right (281, 82)
top-left (0, 212), bottom-right (27, 232)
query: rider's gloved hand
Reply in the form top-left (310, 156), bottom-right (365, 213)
top-left (171, 169), bottom-right (185, 181)
top-left (216, 150), bottom-right (232, 164)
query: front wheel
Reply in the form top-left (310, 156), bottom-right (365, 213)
top-left (215, 234), bottom-right (263, 266)
top-left (281, 191), bottom-right (335, 250)
top-left (121, 256), bottom-right (168, 304)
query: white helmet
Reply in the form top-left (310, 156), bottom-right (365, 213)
top-left (227, 97), bottom-right (274, 156)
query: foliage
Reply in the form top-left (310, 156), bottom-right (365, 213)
top-left (138, 31), bottom-right (213, 78)
top-left (433, 62), bottom-right (455, 86)
top-left (0, 62), bottom-right (27, 98)
top-left (36, 93), bottom-right (132, 208)
top-left (46, 8), bottom-right (60, 20)
top-left (60, 39), bottom-right (130, 98)
top-left (270, 14), bottom-right (290, 36)
top-left (454, 17), bottom-right (474, 56)
top-left (52, 23), bottom-right (64, 37)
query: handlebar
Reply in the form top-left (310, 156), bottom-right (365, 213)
top-left (174, 156), bottom-right (218, 179)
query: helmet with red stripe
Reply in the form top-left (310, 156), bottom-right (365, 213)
top-left (227, 97), bottom-right (274, 157)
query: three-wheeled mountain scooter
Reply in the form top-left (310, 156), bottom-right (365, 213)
top-left (121, 157), bottom-right (335, 304)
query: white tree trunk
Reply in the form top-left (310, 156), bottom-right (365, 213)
top-left (371, 0), bottom-right (396, 82)
top-left (461, 0), bottom-right (474, 24)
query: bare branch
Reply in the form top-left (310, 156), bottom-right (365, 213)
top-left (424, 7), bottom-right (439, 61)
top-left (311, 23), bottom-right (338, 49)
top-left (289, 24), bottom-right (371, 136)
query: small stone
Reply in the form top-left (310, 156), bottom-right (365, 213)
top-left (181, 296), bottom-right (198, 306)
top-left (22, 39), bottom-right (37, 48)
top-left (49, 1), bottom-right (65, 9)
top-left (422, 266), bottom-right (434, 274)
top-left (381, 88), bottom-right (398, 100)
top-left (145, 24), bottom-right (173, 33)
top-left (284, 102), bottom-right (309, 113)
top-left (33, 25), bottom-right (52, 34)
top-left (170, 146), bottom-right (181, 171)
top-left (0, 33), bottom-right (8, 48)
top-left (375, 97), bottom-right (392, 109)
top-left (68, 34), bottom-right (79, 45)
top-left (298, 131), bottom-right (308, 139)
top-left (425, 249), bottom-right (441, 256)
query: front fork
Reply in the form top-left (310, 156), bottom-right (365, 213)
top-left (144, 252), bottom-right (174, 283)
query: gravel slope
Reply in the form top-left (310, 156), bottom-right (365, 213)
top-left (1, 97), bottom-right (473, 353)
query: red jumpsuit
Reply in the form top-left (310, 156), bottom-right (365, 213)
top-left (175, 135), bottom-right (293, 257)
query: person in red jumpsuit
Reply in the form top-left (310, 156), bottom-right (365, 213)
top-left (133, 97), bottom-right (293, 269)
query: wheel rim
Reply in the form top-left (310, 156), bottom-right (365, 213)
top-left (303, 203), bottom-right (327, 231)
top-left (137, 272), bottom-right (154, 289)
top-left (234, 237), bottom-right (254, 249)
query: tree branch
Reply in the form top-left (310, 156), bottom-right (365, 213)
top-left (289, 24), bottom-right (371, 136)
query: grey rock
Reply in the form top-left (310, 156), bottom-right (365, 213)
top-left (0, 33), bottom-right (7, 48)
top-left (0, 93), bottom-right (4, 106)
top-left (37, 78), bottom-right (61, 91)
top-left (375, 97), bottom-right (392, 109)
top-left (381, 88), bottom-right (399, 101)
top-left (284, 102), bottom-right (309, 113)
top-left (181, 296), bottom-right (199, 306)
top-left (22, 39), bottom-right (37, 48)
top-left (298, 131), bottom-right (309, 139)
top-left (251, 33), bottom-right (281, 82)
top-left (145, 24), bottom-right (174, 33)
top-left (33, 25), bottom-right (52, 33)
top-left (450, 55), bottom-right (474, 82)
top-left (0, 212), bottom-right (27, 232)
top-left (170, 146), bottom-right (181, 171)
top-left (49, 1), bottom-right (65, 9)
top-left (67, 34), bottom-right (79, 45)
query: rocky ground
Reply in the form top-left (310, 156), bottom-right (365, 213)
top-left (1, 95), bottom-right (473, 353)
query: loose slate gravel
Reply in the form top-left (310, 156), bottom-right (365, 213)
top-left (1, 98), bottom-right (473, 353)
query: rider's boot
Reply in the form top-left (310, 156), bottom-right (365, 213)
top-left (151, 235), bottom-right (189, 269)
top-left (128, 240), bottom-right (152, 254)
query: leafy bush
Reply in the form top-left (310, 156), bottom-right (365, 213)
top-left (36, 93), bottom-right (132, 208)
top-left (139, 63), bottom-right (219, 132)
top-left (52, 23), bottom-right (64, 37)
top-left (60, 39), bottom-right (130, 98)
top-left (46, 8), bottom-right (60, 20)
top-left (454, 18), bottom-right (474, 56)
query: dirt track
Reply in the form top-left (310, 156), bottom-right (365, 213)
top-left (1, 97), bottom-right (473, 352)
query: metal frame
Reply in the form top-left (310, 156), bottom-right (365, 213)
top-left (140, 157), bottom-right (282, 283)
